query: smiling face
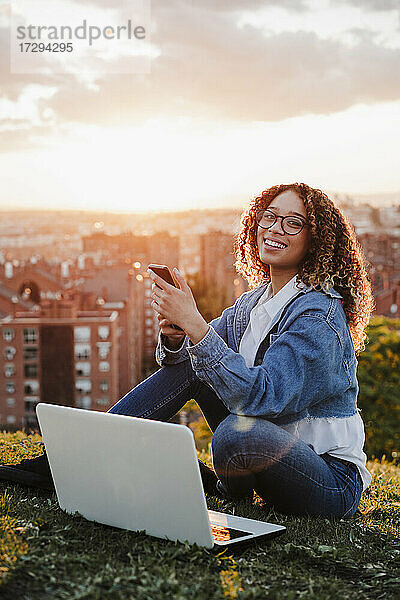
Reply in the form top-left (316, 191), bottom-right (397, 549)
top-left (256, 189), bottom-right (310, 279)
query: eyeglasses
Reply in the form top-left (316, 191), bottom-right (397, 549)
top-left (255, 209), bottom-right (307, 236)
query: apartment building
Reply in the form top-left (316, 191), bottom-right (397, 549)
top-left (200, 231), bottom-right (248, 304)
top-left (0, 299), bottom-right (119, 428)
top-left (358, 233), bottom-right (400, 317)
top-left (82, 231), bottom-right (179, 270)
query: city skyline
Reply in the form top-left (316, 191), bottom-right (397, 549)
top-left (0, 189), bottom-right (400, 214)
top-left (1, 223), bottom-right (399, 429)
top-left (1, 0), bottom-right (400, 212)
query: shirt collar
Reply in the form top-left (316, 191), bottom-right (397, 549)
top-left (257, 275), bottom-right (305, 318)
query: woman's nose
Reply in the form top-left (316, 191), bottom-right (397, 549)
top-left (268, 218), bottom-right (285, 235)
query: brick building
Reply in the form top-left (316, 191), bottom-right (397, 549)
top-left (0, 299), bottom-right (119, 428)
top-left (81, 265), bottom-right (154, 393)
top-left (358, 233), bottom-right (400, 318)
top-left (82, 231), bottom-right (179, 271)
top-left (199, 231), bottom-right (248, 304)
top-left (81, 231), bottom-right (180, 379)
top-left (372, 283), bottom-right (400, 317)
top-left (359, 233), bottom-right (400, 271)
top-left (0, 261), bottom-right (64, 304)
top-left (0, 282), bottom-right (34, 318)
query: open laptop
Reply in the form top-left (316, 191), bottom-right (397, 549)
top-left (36, 403), bottom-right (286, 550)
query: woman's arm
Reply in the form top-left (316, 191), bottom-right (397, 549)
top-left (184, 315), bottom-right (352, 420)
top-left (155, 295), bottom-right (243, 367)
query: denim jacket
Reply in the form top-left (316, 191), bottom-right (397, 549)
top-left (155, 282), bottom-right (359, 427)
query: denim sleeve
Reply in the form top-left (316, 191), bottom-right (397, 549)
top-left (155, 331), bottom-right (190, 366)
top-left (155, 296), bottom-right (242, 367)
top-left (185, 315), bottom-right (350, 419)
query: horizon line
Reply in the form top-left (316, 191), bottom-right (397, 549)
top-left (0, 190), bottom-right (400, 214)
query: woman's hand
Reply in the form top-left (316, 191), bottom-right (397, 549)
top-left (157, 315), bottom-right (186, 349)
top-left (148, 267), bottom-right (210, 345)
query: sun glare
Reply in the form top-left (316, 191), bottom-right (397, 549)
top-left (1, 100), bottom-right (400, 213)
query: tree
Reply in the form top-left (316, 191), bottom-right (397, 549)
top-left (186, 272), bottom-right (232, 323)
top-left (358, 316), bottom-right (400, 462)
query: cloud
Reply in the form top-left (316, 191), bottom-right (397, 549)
top-left (0, 0), bottom-right (400, 152)
top-left (80, 0), bottom-right (309, 12)
top-left (336, 0), bottom-right (400, 10)
top-left (0, 123), bottom-right (57, 152)
top-left (46, 20), bottom-right (400, 124)
top-left (203, 0), bottom-right (309, 10)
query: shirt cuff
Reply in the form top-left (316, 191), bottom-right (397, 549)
top-left (161, 333), bottom-right (186, 353)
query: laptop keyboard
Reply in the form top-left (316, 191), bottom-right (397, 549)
top-left (210, 524), bottom-right (252, 542)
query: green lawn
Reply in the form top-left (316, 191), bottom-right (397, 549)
top-left (0, 431), bottom-right (399, 600)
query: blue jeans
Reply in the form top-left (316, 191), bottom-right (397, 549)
top-left (108, 361), bottom-right (363, 519)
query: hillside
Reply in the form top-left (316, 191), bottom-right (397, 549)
top-left (0, 431), bottom-right (399, 600)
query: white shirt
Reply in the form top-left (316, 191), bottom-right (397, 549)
top-left (239, 275), bottom-right (372, 493)
top-left (239, 275), bottom-right (306, 368)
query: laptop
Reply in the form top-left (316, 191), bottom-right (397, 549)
top-left (36, 403), bottom-right (286, 550)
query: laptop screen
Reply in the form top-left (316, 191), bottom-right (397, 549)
top-left (210, 523), bottom-right (252, 542)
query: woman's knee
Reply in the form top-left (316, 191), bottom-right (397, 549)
top-left (212, 414), bottom-right (259, 464)
top-left (212, 414), bottom-right (286, 453)
top-left (211, 415), bottom-right (298, 476)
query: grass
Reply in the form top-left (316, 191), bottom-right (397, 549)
top-left (0, 431), bottom-right (399, 600)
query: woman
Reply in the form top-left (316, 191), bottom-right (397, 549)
top-left (0, 182), bottom-right (373, 519)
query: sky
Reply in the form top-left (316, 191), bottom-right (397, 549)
top-left (0, 0), bottom-right (400, 213)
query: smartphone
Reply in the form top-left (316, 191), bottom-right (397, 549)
top-left (147, 264), bottom-right (184, 331)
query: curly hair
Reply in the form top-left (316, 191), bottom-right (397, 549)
top-left (234, 182), bottom-right (375, 354)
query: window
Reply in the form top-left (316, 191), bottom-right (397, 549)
top-left (75, 343), bottom-right (91, 360)
top-left (4, 347), bottom-right (16, 361)
top-left (6, 382), bottom-right (15, 394)
top-left (24, 398), bottom-right (39, 413)
top-left (6, 415), bottom-right (16, 425)
top-left (77, 397), bottom-right (91, 409)
top-left (24, 395), bottom-right (39, 404)
top-left (99, 361), bottom-right (110, 372)
top-left (24, 347), bottom-right (38, 361)
top-left (75, 379), bottom-right (92, 394)
top-left (98, 326), bottom-right (109, 340)
top-left (3, 328), bottom-right (14, 342)
top-left (99, 380), bottom-right (109, 392)
top-left (145, 318), bottom-right (153, 326)
top-left (75, 362), bottom-right (90, 377)
top-left (24, 364), bottom-right (37, 377)
top-left (74, 326), bottom-right (90, 342)
top-left (24, 380), bottom-right (39, 395)
top-left (97, 342), bottom-right (110, 359)
top-left (145, 289), bottom-right (151, 297)
top-left (96, 398), bottom-right (109, 406)
top-left (23, 328), bottom-right (38, 344)
top-left (24, 414), bottom-right (38, 428)
top-left (6, 398), bottom-right (15, 407)
top-left (4, 364), bottom-right (15, 378)
top-left (145, 327), bottom-right (153, 336)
